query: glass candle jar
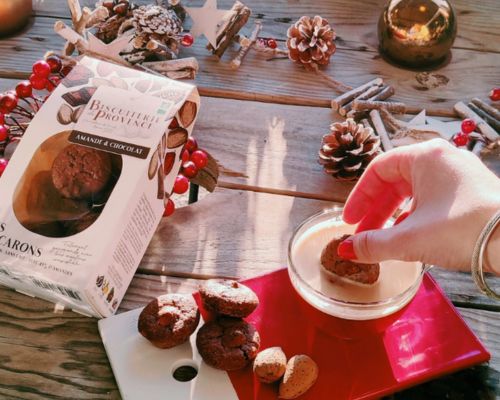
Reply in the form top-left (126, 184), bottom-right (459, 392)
top-left (0, 0), bottom-right (32, 37)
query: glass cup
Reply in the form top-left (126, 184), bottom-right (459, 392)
top-left (288, 207), bottom-right (430, 322)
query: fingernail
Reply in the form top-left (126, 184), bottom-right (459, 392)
top-left (394, 211), bottom-right (410, 226)
top-left (337, 239), bottom-right (355, 260)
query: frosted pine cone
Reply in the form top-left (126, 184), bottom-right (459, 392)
top-left (132, 5), bottom-right (182, 51)
top-left (319, 119), bottom-right (381, 181)
top-left (286, 15), bottom-right (336, 71)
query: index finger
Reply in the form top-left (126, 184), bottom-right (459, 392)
top-left (343, 147), bottom-right (414, 228)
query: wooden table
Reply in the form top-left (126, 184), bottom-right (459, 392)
top-left (0, 1), bottom-right (499, 398)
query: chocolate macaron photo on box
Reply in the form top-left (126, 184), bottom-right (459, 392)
top-left (0, 56), bottom-right (200, 317)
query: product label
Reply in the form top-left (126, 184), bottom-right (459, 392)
top-left (69, 131), bottom-right (151, 159)
top-left (72, 85), bottom-right (173, 149)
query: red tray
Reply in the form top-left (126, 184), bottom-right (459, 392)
top-left (196, 268), bottom-right (490, 400)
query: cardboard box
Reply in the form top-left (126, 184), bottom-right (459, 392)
top-left (0, 57), bottom-right (200, 317)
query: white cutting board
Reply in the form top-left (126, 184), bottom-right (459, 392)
top-left (98, 307), bottom-right (239, 400)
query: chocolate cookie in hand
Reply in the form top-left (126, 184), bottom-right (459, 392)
top-left (196, 317), bottom-right (260, 371)
top-left (51, 144), bottom-right (112, 200)
top-left (138, 294), bottom-right (200, 349)
top-left (321, 234), bottom-right (380, 285)
top-left (199, 279), bottom-right (259, 318)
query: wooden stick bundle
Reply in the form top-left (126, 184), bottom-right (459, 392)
top-left (339, 84), bottom-right (385, 116)
top-left (230, 21), bottom-right (261, 69)
top-left (454, 101), bottom-right (498, 141)
top-left (471, 98), bottom-right (500, 121)
top-left (331, 78), bottom-right (383, 110)
top-left (207, 1), bottom-right (251, 58)
top-left (369, 110), bottom-right (393, 151)
top-left (468, 103), bottom-right (500, 133)
top-left (143, 57), bottom-right (199, 80)
top-left (353, 100), bottom-right (406, 114)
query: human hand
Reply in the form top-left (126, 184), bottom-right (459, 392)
top-left (340, 139), bottom-right (500, 272)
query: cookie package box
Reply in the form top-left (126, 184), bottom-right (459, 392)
top-left (0, 56), bottom-right (200, 317)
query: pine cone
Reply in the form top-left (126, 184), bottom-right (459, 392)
top-left (286, 16), bottom-right (336, 71)
top-left (132, 5), bottom-right (182, 51)
top-left (95, 1), bottom-right (135, 43)
top-left (319, 119), bottom-right (381, 181)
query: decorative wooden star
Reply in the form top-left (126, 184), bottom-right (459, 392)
top-left (87, 32), bottom-right (133, 64)
top-left (185, 0), bottom-right (232, 48)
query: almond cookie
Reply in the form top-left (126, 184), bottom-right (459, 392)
top-left (199, 279), bottom-right (259, 318)
top-left (138, 293), bottom-right (200, 349)
top-left (321, 234), bottom-right (380, 285)
top-left (196, 317), bottom-right (260, 371)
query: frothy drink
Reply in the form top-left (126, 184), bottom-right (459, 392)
top-left (292, 219), bottom-right (422, 304)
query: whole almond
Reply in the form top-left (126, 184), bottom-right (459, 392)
top-left (110, 76), bottom-right (128, 90)
top-left (71, 105), bottom-right (85, 123)
top-left (253, 347), bottom-right (287, 383)
top-left (163, 152), bottom-right (176, 175)
top-left (135, 79), bottom-right (152, 93)
top-left (279, 355), bottom-right (318, 399)
top-left (57, 104), bottom-right (73, 125)
top-left (179, 100), bottom-right (197, 127)
top-left (148, 149), bottom-right (159, 180)
top-left (167, 127), bottom-right (188, 149)
top-left (91, 77), bottom-right (112, 87)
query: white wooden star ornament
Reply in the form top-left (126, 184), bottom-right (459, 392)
top-left (185, 0), bottom-right (233, 48)
top-left (87, 32), bottom-right (133, 64)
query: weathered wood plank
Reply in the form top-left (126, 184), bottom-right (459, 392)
top-left (0, 279), bottom-right (498, 399)
top-left (32, 0), bottom-right (500, 53)
top-left (195, 97), bottom-right (352, 201)
top-left (0, 16), bottom-right (498, 111)
top-left (0, 78), bottom-right (17, 92)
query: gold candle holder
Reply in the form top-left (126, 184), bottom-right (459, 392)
top-left (0, 0), bottom-right (32, 37)
top-left (378, 0), bottom-right (457, 68)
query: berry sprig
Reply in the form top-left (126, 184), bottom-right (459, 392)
top-left (164, 136), bottom-right (209, 217)
top-left (452, 118), bottom-right (477, 147)
top-left (490, 87), bottom-right (500, 102)
top-left (0, 54), bottom-right (70, 178)
top-left (256, 37), bottom-right (278, 49)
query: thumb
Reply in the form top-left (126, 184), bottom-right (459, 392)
top-left (338, 227), bottom-right (404, 264)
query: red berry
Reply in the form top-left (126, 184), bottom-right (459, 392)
top-left (0, 93), bottom-right (18, 114)
top-left (267, 39), bottom-right (278, 49)
top-left (45, 55), bottom-right (62, 73)
top-left (15, 81), bottom-right (32, 98)
top-left (29, 74), bottom-right (48, 90)
top-left (60, 65), bottom-right (73, 77)
top-left (0, 125), bottom-right (8, 142)
top-left (46, 76), bottom-right (61, 92)
top-left (490, 87), bottom-right (500, 102)
top-left (0, 158), bottom-right (8, 176)
top-left (453, 132), bottom-right (469, 147)
top-left (185, 137), bottom-right (198, 152)
top-left (181, 161), bottom-right (198, 178)
top-left (0, 113), bottom-right (4, 125)
top-left (163, 198), bottom-right (175, 217)
top-left (461, 118), bottom-right (476, 134)
top-left (190, 150), bottom-right (208, 169)
top-left (181, 149), bottom-right (190, 163)
top-left (32, 60), bottom-right (51, 78)
top-left (169, 117), bottom-right (179, 129)
top-left (181, 34), bottom-right (194, 47)
top-left (46, 80), bottom-right (55, 92)
top-left (173, 175), bottom-right (189, 194)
